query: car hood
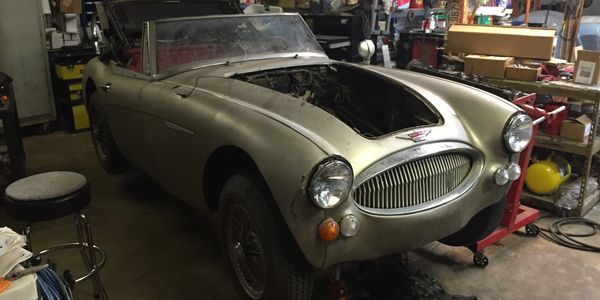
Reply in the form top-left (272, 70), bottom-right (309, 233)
top-left (165, 57), bottom-right (520, 175)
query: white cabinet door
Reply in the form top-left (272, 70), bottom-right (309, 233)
top-left (0, 0), bottom-right (54, 124)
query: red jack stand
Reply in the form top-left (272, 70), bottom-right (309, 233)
top-left (468, 93), bottom-right (565, 268)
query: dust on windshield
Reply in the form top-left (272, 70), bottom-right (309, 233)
top-left (154, 14), bottom-right (325, 73)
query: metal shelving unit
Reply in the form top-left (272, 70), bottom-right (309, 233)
top-left (486, 79), bottom-right (600, 217)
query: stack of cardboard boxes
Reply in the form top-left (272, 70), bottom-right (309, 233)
top-left (447, 24), bottom-right (596, 143)
top-left (447, 24), bottom-right (555, 81)
top-left (47, 0), bottom-right (83, 49)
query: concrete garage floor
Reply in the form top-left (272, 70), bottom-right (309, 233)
top-left (1, 131), bottom-right (600, 300)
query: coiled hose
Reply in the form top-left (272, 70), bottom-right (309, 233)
top-left (36, 268), bottom-right (73, 300)
top-left (536, 217), bottom-right (600, 252)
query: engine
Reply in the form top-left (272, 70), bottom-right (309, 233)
top-left (233, 64), bottom-right (440, 138)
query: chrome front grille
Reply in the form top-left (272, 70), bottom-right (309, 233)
top-left (353, 153), bottom-right (473, 211)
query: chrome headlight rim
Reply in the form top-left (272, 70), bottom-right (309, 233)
top-left (307, 156), bottom-right (353, 209)
top-left (503, 113), bottom-right (533, 153)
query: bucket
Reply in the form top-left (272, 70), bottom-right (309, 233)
top-left (542, 103), bottom-right (567, 135)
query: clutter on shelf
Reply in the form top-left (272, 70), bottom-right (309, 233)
top-left (557, 177), bottom-right (599, 210)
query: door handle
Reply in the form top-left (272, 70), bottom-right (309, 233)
top-left (99, 83), bottom-right (111, 92)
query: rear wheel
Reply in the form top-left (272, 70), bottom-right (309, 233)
top-left (440, 199), bottom-right (507, 246)
top-left (220, 173), bottom-right (313, 299)
top-left (89, 94), bottom-right (130, 174)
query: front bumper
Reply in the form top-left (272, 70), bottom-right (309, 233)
top-left (320, 178), bottom-right (509, 267)
top-left (314, 149), bottom-right (515, 268)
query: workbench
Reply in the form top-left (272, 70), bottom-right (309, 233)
top-left (486, 79), bottom-right (600, 217)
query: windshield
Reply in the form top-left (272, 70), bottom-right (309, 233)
top-left (154, 14), bottom-right (325, 73)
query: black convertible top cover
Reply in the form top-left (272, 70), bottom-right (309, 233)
top-left (104, 0), bottom-right (241, 40)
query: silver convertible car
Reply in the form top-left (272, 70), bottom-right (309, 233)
top-left (84, 1), bottom-right (532, 298)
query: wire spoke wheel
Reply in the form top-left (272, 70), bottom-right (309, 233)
top-left (226, 203), bottom-right (266, 299)
top-left (220, 173), bottom-right (314, 299)
top-left (90, 115), bottom-right (109, 162)
top-left (87, 95), bottom-right (130, 174)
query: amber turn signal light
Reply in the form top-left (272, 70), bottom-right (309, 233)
top-left (319, 218), bottom-right (340, 241)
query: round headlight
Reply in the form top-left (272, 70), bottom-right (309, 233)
top-left (308, 158), bottom-right (353, 209)
top-left (504, 114), bottom-right (533, 153)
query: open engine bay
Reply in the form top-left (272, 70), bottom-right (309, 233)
top-left (234, 64), bottom-right (441, 138)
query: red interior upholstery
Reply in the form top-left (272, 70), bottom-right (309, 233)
top-left (124, 48), bottom-right (142, 72)
top-left (122, 44), bottom-right (220, 73)
top-left (156, 44), bottom-right (219, 72)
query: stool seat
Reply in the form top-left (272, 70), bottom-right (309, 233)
top-left (5, 171), bottom-right (90, 222)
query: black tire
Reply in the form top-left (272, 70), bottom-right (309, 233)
top-left (440, 199), bottom-right (507, 246)
top-left (88, 94), bottom-right (130, 174)
top-left (219, 173), bottom-right (313, 300)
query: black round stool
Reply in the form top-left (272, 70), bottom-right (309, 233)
top-left (4, 171), bottom-right (108, 299)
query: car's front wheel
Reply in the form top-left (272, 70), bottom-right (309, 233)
top-left (88, 94), bottom-right (130, 174)
top-left (220, 173), bottom-right (314, 300)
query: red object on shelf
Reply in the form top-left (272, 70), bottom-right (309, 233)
top-left (412, 38), bottom-right (440, 67)
top-left (397, 0), bottom-right (410, 8)
top-left (541, 103), bottom-right (567, 135)
top-left (409, 0), bottom-right (424, 9)
top-left (470, 93), bottom-right (552, 255)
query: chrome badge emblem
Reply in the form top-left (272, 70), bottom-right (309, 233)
top-left (397, 129), bottom-right (432, 142)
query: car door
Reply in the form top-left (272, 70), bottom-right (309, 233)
top-left (136, 80), bottom-right (212, 203)
top-left (98, 23), bottom-right (157, 173)
top-left (120, 21), bottom-right (211, 202)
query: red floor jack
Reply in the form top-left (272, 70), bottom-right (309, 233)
top-left (470, 93), bottom-right (566, 267)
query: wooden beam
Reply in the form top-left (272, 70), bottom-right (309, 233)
top-left (560, 1), bottom-right (585, 61)
top-left (524, 0), bottom-right (531, 23)
top-left (512, 0), bottom-right (521, 18)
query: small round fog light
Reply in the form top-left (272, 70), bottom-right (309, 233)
top-left (494, 168), bottom-right (510, 186)
top-left (339, 215), bottom-right (360, 237)
top-left (506, 162), bottom-right (521, 181)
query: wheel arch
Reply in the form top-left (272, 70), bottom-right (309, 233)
top-left (84, 77), bottom-right (96, 110)
top-left (203, 145), bottom-right (271, 211)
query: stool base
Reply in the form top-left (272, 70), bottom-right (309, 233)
top-left (22, 212), bottom-right (108, 299)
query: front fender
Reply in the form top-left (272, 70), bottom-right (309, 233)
top-left (146, 78), bottom-right (333, 268)
top-left (83, 57), bottom-right (112, 108)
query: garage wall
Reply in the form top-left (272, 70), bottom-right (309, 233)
top-left (584, 1), bottom-right (600, 15)
top-left (0, 0), bottom-right (54, 124)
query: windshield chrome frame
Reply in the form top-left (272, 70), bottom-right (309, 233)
top-left (144, 13), bottom-right (328, 80)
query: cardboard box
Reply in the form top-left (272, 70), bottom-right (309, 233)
top-left (64, 13), bottom-right (80, 33)
top-left (447, 24), bottom-right (556, 60)
top-left (50, 31), bottom-right (64, 49)
top-left (552, 95), bottom-right (569, 103)
top-left (574, 50), bottom-right (600, 85)
top-left (446, 0), bottom-right (469, 26)
top-left (560, 114), bottom-right (592, 142)
top-left (277, 0), bottom-right (296, 8)
top-left (464, 55), bottom-right (513, 79)
top-left (60, 0), bottom-right (82, 14)
top-left (505, 65), bottom-right (541, 81)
